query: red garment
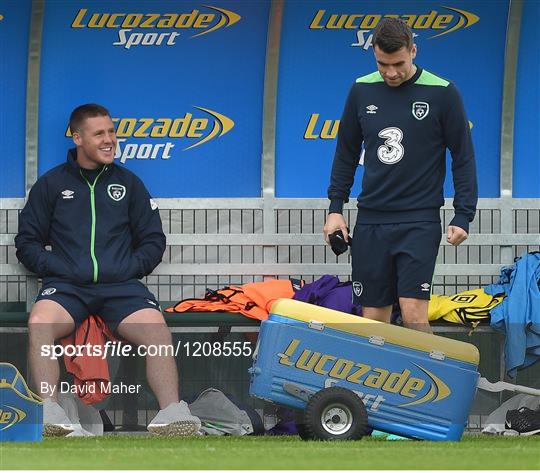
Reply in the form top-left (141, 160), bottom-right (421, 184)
top-left (60, 315), bottom-right (117, 405)
top-left (166, 280), bottom-right (300, 321)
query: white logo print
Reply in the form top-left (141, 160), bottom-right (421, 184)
top-left (149, 199), bottom-right (158, 211)
top-left (412, 102), bottom-right (429, 120)
top-left (377, 127), bottom-right (404, 165)
top-left (366, 104), bottom-right (378, 114)
top-left (421, 282), bottom-right (431, 292)
top-left (146, 299), bottom-right (157, 306)
top-left (61, 190), bottom-right (74, 199)
top-left (107, 184), bottom-right (126, 201)
top-left (41, 288), bottom-right (57, 296)
top-left (352, 281), bottom-right (363, 297)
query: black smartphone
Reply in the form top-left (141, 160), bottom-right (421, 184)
top-left (328, 229), bottom-right (350, 256)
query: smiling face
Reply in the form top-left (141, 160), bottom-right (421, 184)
top-left (373, 44), bottom-right (417, 87)
top-left (72, 115), bottom-right (116, 169)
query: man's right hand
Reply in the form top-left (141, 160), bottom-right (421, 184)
top-left (323, 213), bottom-right (349, 244)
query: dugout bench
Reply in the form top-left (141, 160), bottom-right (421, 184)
top-left (0, 297), bottom-right (516, 432)
top-left (1, 226), bottom-right (537, 432)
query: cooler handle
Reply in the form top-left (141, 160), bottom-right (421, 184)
top-left (369, 335), bottom-right (385, 346)
top-left (308, 321), bottom-right (325, 331)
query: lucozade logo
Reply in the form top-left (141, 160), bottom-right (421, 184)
top-left (278, 338), bottom-right (451, 407)
top-left (304, 114), bottom-right (473, 140)
top-left (66, 106), bottom-right (234, 164)
top-left (0, 405), bottom-right (27, 431)
top-left (309, 6), bottom-right (480, 50)
top-left (71, 5), bottom-right (241, 49)
top-left (304, 113), bottom-right (340, 140)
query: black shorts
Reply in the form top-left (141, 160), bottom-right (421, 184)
top-left (36, 279), bottom-right (161, 330)
top-left (351, 222), bottom-right (441, 307)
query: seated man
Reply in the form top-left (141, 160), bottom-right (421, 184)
top-left (15, 103), bottom-right (200, 437)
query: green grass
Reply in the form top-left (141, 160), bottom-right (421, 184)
top-left (1, 435), bottom-right (539, 470)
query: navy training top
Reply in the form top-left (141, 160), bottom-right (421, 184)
top-left (15, 149), bottom-right (166, 284)
top-left (328, 67), bottom-right (478, 232)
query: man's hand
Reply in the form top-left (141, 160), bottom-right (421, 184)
top-left (447, 225), bottom-right (468, 246)
top-left (324, 213), bottom-right (349, 244)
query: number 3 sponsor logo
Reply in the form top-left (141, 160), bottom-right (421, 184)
top-left (377, 127), bottom-right (404, 165)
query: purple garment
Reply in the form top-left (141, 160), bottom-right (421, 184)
top-left (266, 419), bottom-right (298, 436)
top-left (293, 275), bottom-right (362, 316)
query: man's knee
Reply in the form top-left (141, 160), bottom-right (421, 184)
top-left (28, 303), bottom-right (74, 339)
top-left (118, 309), bottom-right (172, 345)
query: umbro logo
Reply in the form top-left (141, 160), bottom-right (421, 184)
top-left (421, 282), bottom-right (431, 292)
top-left (146, 299), bottom-right (161, 310)
top-left (366, 105), bottom-right (378, 114)
top-left (61, 190), bottom-right (74, 199)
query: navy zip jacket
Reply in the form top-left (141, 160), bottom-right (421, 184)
top-left (15, 149), bottom-right (166, 284)
top-left (328, 67), bottom-right (478, 232)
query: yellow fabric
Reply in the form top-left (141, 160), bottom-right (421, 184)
top-left (428, 289), bottom-right (504, 325)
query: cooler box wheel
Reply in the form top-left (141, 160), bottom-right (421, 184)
top-left (295, 410), bottom-right (314, 440)
top-left (302, 387), bottom-right (370, 441)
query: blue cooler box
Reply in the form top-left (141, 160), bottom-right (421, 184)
top-left (250, 299), bottom-right (480, 441)
top-left (0, 363), bottom-right (43, 442)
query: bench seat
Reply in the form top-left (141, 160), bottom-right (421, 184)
top-left (0, 302), bottom-right (260, 329)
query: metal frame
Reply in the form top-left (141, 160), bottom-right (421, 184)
top-left (24, 0), bottom-right (44, 196)
top-left (261, 0), bottom-right (284, 272)
top-left (499, 0), bottom-right (525, 266)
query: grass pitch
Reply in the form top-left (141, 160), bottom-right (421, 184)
top-left (1, 435), bottom-right (539, 470)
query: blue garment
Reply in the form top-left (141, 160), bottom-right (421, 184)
top-left (484, 252), bottom-right (540, 378)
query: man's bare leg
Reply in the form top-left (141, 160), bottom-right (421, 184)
top-left (117, 308), bottom-right (179, 409)
top-left (362, 306), bottom-right (392, 324)
top-left (399, 297), bottom-right (432, 334)
top-left (118, 309), bottom-right (201, 436)
top-left (28, 300), bottom-right (76, 436)
top-left (28, 300), bottom-right (75, 400)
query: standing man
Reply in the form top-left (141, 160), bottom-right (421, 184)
top-left (324, 18), bottom-right (477, 333)
top-left (15, 104), bottom-right (200, 436)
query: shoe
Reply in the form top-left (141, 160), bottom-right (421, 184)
top-left (147, 401), bottom-right (201, 437)
top-left (505, 407), bottom-right (540, 436)
top-left (43, 398), bottom-right (74, 437)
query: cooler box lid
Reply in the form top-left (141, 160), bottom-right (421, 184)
top-left (269, 299), bottom-right (479, 366)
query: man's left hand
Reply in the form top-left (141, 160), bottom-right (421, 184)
top-left (447, 225), bottom-right (468, 246)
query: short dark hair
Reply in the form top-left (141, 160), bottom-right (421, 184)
top-left (69, 103), bottom-right (111, 134)
top-left (372, 18), bottom-right (413, 53)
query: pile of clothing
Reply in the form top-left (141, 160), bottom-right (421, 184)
top-left (167, 251), bottom-right (540, 378)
